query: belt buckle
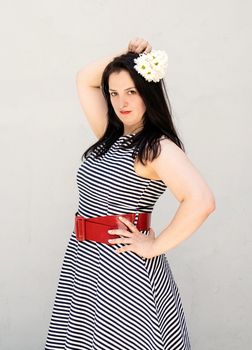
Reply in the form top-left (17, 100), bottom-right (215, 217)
top-left (75, 215), bottom-right (86, 241)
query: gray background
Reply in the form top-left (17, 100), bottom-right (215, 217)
top-left (0, 1), bottom-right (251, 349)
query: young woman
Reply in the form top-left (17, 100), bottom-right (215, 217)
top-left (44, 37), bottom-right (215, 350)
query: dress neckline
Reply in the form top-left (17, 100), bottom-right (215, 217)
top-left (119, 133), bottom-right (136, 138)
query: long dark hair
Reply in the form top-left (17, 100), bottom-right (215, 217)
top-left (81, 51), bottom-right (185, 165)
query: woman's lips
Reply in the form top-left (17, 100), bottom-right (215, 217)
top-left (120, 111), bottom-right (131, 115)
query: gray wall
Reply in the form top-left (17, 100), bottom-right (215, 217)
top-left (0, 1), bottom-right (251, 349)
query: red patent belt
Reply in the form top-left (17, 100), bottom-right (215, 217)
top-left (74, 211), bottom-right (151, 245)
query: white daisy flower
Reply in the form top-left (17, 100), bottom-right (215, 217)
top-left (133, 49), bottom-right (168, 83)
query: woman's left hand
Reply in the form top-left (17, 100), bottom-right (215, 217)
top-left (107, 216), bottom-right (157, 259)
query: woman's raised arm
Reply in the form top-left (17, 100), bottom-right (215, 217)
top-left (76, 48), bottom-right (127, 139)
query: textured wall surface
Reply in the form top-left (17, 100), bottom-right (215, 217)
top-left (0, 1), bottom-right (251, 349)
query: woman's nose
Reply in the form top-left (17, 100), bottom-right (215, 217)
top-left (119, 99), bottom-right (128, 109)
top-left (119, 97), bottom-right (128, 109)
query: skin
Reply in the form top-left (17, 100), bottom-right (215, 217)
top-left (107, 73), bottom-right (216, 257)
top-left (108, 68), bottom-right (162, 257)
top-left (77, 37), bottom-right (216, 258)
top-left (108, 70), bottom-right (145, 135)
top-left (109, 69), bottom-right (161, 180)
top-left (108, 138), bottom-right (216, 258)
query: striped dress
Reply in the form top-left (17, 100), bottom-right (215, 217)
top-left (44, 133), bottom-right (191, 350)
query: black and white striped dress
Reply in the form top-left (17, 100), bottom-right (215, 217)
top-left (44, 133), bottom-right (191, 350)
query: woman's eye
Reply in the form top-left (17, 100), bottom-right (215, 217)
top-left (110, 90), bottom-right (136, 97)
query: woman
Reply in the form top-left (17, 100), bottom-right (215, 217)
top-left (44, 38), bottom-right (215, 350)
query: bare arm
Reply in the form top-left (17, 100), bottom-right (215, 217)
top-left (76, 47), bottom-right (128, 88)
top-left (75, 38), bottom-right (152, 139)
top-left (149, 138), bottom-right (216, 256)
top-left (76, 48), bottom-right (128, 138)
top-left (154, 196), bottom-right (214, 256)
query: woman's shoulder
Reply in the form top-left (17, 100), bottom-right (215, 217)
top-left (158, 135), bottom-right (177, 148)
top-left (151, 135), bottom-right (186, 164)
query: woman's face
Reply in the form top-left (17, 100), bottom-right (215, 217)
top-left (108, 70), bottom-right (146, 133)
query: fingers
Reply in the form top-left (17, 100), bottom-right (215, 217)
top-left (107, 216), bottom-right (141, 246)
top-left (108, 229), bottom-right (133, 237)
top-left (133, 37), bottom-right (146, 53)
top-left (128, 37), bottom-right (140, 51)
top-left (108, 237), bottom-right (133, 245)
top-left (128, 37), bottom-right (151, 54)
top-left (143, 43), bottom-right (152, 53)
top-left (115, 245), bottom-right (131, 254)
top-left (118, 216), bottom-right (138, 232)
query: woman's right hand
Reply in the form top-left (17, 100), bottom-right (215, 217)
top-left (127, 37), bottom-right (152, 54)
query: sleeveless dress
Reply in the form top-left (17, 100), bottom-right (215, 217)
top-left (44, 133), bottom-right (191, 350)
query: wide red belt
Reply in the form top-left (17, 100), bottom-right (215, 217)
top-left (74, 211), bottom-right (151, 245)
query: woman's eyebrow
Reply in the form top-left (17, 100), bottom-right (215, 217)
top-left (108, 87), bottom-right (136, 91)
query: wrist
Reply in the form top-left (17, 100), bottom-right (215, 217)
top-left (152, 236), bottom-right (164, 257)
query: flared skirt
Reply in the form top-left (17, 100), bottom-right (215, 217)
top-left (44, 231), bottom-right (191, 350)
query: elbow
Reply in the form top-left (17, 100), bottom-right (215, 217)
top-left (206, 198), bottom-right (216, 213)
top-left (201, 193), bottom-right (216, 214)
top-left (185, 191), bottom-right (216, 214)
